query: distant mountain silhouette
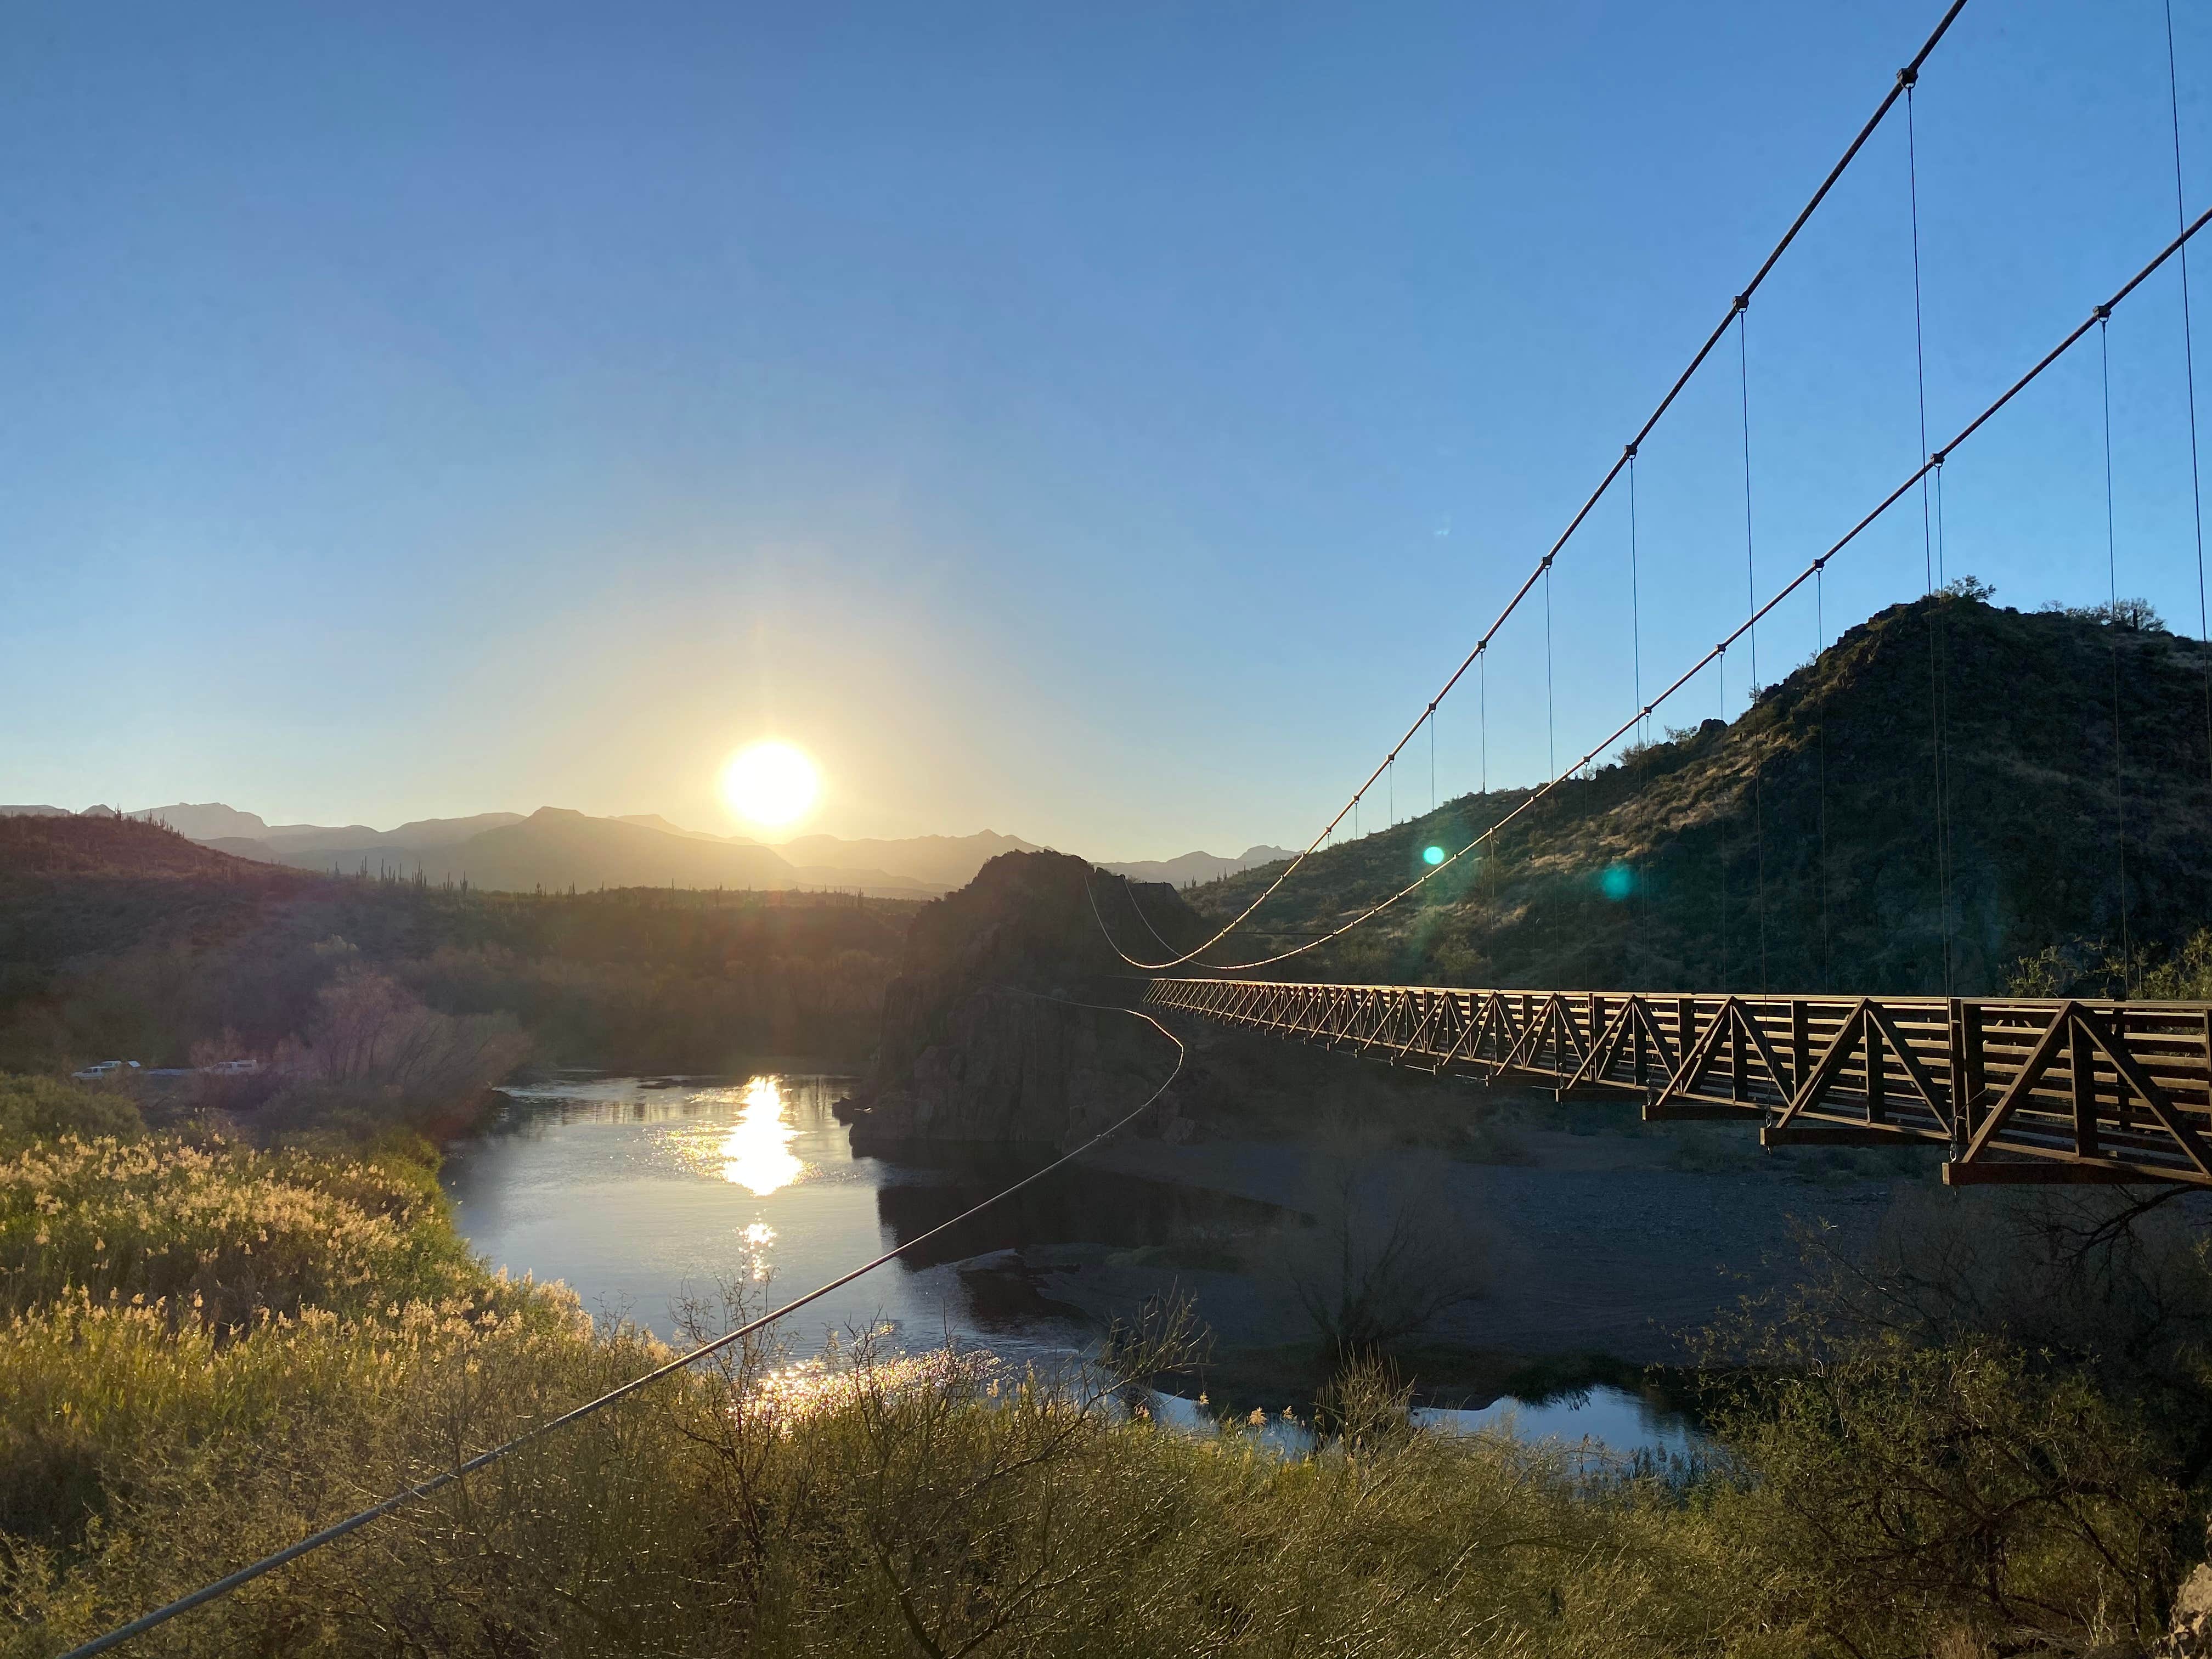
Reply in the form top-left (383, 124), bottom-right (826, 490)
top-left (772, 831), bottom-right (1044, 891)
top-left (101, 800), bottom-right (1285, 902)
top-left (125, 802), bottom-right (270, 840)
top-left (345, 807), bottom-right (798, 892)
top-left (262, 812), bottom-right (526, 853)
top-left (1100, 846), bottom-right (1297, 887)
top-left (614, 813), bottom-right (743, 843)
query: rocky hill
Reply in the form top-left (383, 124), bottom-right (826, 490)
top-left (0, 812), bottom-right (296, 884)
top-left (1181, 592), bottom-right (2212, 996)
top-left (836, 851), bottom-right (1211, 1148)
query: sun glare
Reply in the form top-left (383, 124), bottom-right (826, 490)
top-left (719, 1077), bottom-right (803, 1195)
top-left (720, 740), bottom-right (820, 829)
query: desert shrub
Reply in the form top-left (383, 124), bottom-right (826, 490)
top-left (1707, 1330), bottom-right (2183, 1654)
top-left (1277, 1152), bottom-right (1491, 1363)
top-left (0, 1076), bottom-right (139, 1149)
top-left (1694, 1187), bottom-right (2212, 1654)
top-left (0, 1133), bottom-right (504, 1330)
top-left (1449, 1116), bottom-right (1534, 1165)
top-left (2041, 595), bottom-right (2168, 631)
top-left (1664, 1124), bottom-right (1762, 1173)
top-left (2142, 928), bottom-right (2212, 1000)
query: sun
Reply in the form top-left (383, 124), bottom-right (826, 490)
top-left (719, 740), bottom-right (820, 830)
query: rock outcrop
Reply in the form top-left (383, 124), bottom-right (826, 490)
top-left (838, 850), bottom-right (1205, 1150)
top-left (2159, 1563), bottom-right (2212, 1657)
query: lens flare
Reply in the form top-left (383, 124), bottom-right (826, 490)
top-left (1423, 845), bottom-right (1446, 866)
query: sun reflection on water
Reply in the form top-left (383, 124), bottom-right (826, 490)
top-left (741, 1344), bottom-right (999, 1421)
top-left (720, 1078), bottom-right (803, 1195)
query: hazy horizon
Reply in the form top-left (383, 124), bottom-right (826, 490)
top-left (7, 797), bottom-right (1300, 864)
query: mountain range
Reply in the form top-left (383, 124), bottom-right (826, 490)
top-left (0, 801), bottom-right (1290, 898)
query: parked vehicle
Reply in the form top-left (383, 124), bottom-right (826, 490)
top-left (70, 1059), bottom-right (141, 1080)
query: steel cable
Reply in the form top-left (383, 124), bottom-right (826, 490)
top-left (57, 1001), bottom-right (1186, 1659)
top-left (1089, 204), bottom-right (2212, 974)
top-left (1816, 563), bottom-right (1832, 991)
top-left (2165, 0), bottom-right (2212, 791)
top-left (1088, 0), bottom-right (1977, 973)
top-left (1629, 448), bottom-right (1645, 747)
top-left (2103, 317), bottom-right (2135, 991)
top-left (1740, 305), bottom-right (1769, 994)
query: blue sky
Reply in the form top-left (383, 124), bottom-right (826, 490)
top-left (5, 1), bottom-right (2210, 857)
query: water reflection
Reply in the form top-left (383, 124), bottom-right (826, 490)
top-left (866, 1143), bottom-right (1294, 1269)
top-left (720, 1077), bottom-right (803, 1194)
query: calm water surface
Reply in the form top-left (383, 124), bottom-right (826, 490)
top-left (442, 1074), bottom-right (1697, 1456)
top-left (444, 1074), bottom-right (1093, 1368)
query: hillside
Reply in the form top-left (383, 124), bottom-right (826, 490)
top-left (0, 811), bottom-right (298, 883)
top-left (334, 806), bottom-right (801, 892)
top-left (0, 815), bottom-right (921, 1072)
top-left (1181, 592), bottom-right (2212, 996)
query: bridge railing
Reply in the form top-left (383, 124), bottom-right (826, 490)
top-left (1143, 978), bottom-right (2212, 1188)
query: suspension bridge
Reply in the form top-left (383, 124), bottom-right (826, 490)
top-left (1143, 978), bottom-right (2212, 1188)
top-left (58, 1), bottom-right (2212, 1649)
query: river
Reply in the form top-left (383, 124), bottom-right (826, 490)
top-left (441, 1072), bottom-right (1700, 1458)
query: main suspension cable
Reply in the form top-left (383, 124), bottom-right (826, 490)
top-left (61, 1003), bottom-right (1186, 1659)
top-left (1097, 202), bottom-right (2212, 975)
top-left (1087, 0), bottom-right (1976, 973)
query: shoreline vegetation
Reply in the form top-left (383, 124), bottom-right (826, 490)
top-left (8, 1066), bottom-right (2212, 1656)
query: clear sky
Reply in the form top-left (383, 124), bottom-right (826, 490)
top-left (6, 1), bottom-right (2211, 857)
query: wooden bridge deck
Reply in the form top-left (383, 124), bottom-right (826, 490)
top-left (1143, 978), bottom-right (2212, 1188)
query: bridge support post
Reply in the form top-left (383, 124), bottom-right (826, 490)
top-left (2073, 1017), bottom-right (2100, 1159)
top-left (1791, 1000), bottom-right (1810, 1095)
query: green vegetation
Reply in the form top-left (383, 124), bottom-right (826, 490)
top-left (2007, 923), bottom-right (2212, 1001)
top-left (1189, 591), bottom-right (2212, 997)
top-left (0, 1076), bottom-right (139, 1151)
top-left (4, 1082), bottom-right (2209, 1657)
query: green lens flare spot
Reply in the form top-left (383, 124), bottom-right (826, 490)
top-left (1423, 845), bottom-right (1446, 866)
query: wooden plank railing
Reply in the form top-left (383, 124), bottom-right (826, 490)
top-left (1142, 978), bottom-right (2212, 1188)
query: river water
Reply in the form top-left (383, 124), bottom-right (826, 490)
top-left (442, 1073), bottom-right (1698, 1458)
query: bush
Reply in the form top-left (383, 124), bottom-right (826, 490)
top-left (0, 1133), bottom-right (507, 1330)
top-left (0, 1076), bottom-right (139, 1150)
top-left (1709, 1330), bottom-right (2183, 1653)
